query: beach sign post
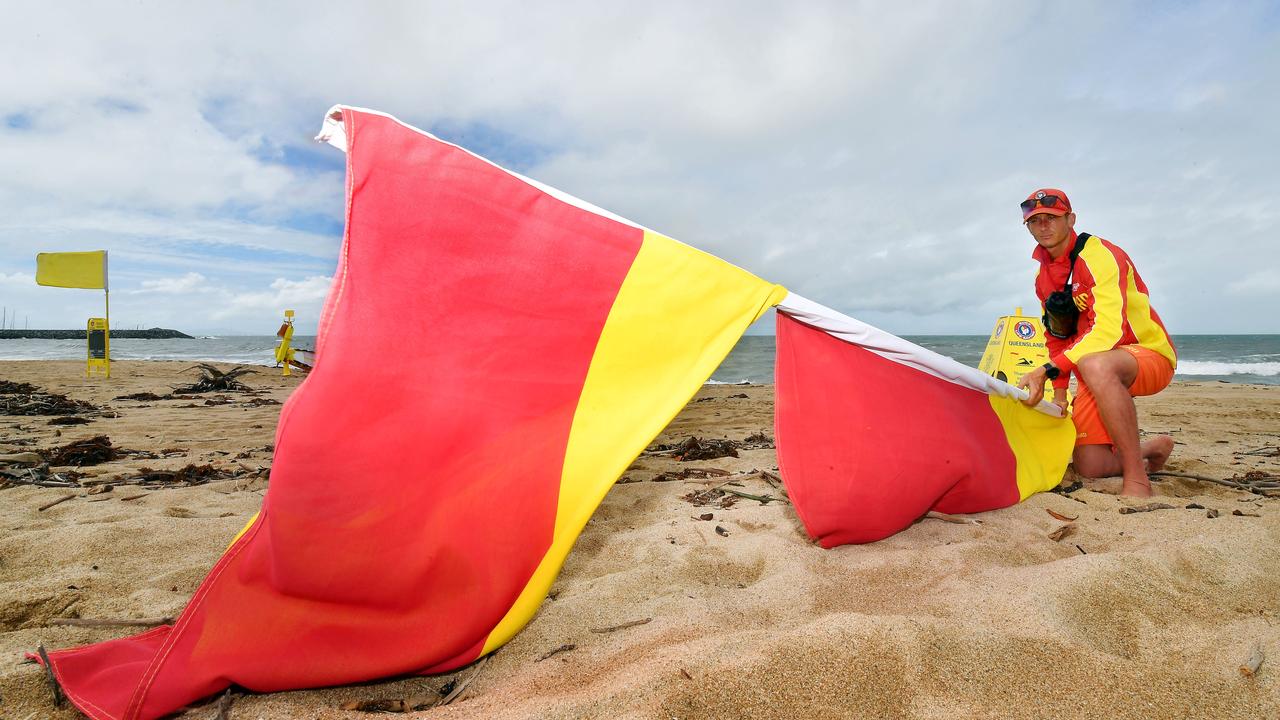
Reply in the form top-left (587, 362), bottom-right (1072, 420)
top-left (978, 307), bottom-right (1050, 389)
top-left (275, 309), bottom-right (297, 376)
top-left (87, 317), bottom-right (110, 377)
top-left (34, 250), bottom-right (110, 378)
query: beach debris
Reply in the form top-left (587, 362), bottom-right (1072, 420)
top-left (673, 436), bottom-right (738, 461)
top-left (1048, 523), bottom-right (1076, 542)
top-left (42, 435), bottom-right (119, 466)
top-left (727, 392), bottom-right (748, 399)
top-left (655, 467), bottom-right (731, 482)
top-left (715, 524), bottom-right (730, 536)
top-left (695, 513), bottom-right (714, 521)
top-left (741, 430), bottom-right (775, 448)
top-left (537, 643), bottom-right (576, 662)
top-left (173, 364), bottom-right (258, 394)
top-left (1150, 470), bottom-right (1279, 497)
top-left (1232, 509), bottom-right (1262, 517)
top-left (718, 487), bottom-right (784, 505)
top-left (1118, 502), bottom-right (1175, 515)
top-left (0, 388), bottom-right (99, 416)
top-left (113, 392), bottom-right (169, 401)
top-left (36, 644), bottom-right (64, 708)
top-left (339, 696), bottom-right (434, 713)
top-left (590, 617), bottom-right (652, 633)
top-left (1075, 544), bottom-right (1087, 555)
top-left (129, 464), bottom-right (231, 487)
top-left (924, 511), bottom-right (982, 525)
top-left (0, 380), bottom-right (40, 394)
top-left (437, 656), bottom-right (489, 707)
top-left (48, 416), bottom-right (91, 426)
top-left (680, 668), bottom-right (693, 680)
top-left (0, 451), bottom-right (42, 464)
top-left (1046, 508), bottom-right (1078, 522)
top-left (1237, 445), bottom-right (1279, 458)
top-left (1206, 509), bottom-right (1220, 518)
top-left (682, 483), bottom-right (740, 508)
top-left (49, 616), bottom-right (173, 628)
top-left (215, 689), bottom-right (235, 720)
top-left (1240, 645), bottom-right (1265, 678)
top-left (1185, 503), bottom-right (1205, 509)
top-left (646, 435), bottom-right (740, 461)
top-left (37, 494), bottom-right (76, 512)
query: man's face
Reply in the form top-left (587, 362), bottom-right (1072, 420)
top-left (1025, 211), bottom-right (1075, 254)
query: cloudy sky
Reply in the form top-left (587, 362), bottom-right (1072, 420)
top-left (2, 1), bottom-right (1277, 336)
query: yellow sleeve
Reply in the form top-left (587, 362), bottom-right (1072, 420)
top-left (1061, 243), bottom-right (1125, 369)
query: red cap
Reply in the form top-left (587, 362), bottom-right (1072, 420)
top-left (1021, 188), bottom-right (1072, 220)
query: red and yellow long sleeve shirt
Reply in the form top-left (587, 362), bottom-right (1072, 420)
top-left (1034, 231), bottom-right (1177, 389)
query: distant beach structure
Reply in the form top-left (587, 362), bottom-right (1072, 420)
top-left (0, 328), bottom-right (192, 340)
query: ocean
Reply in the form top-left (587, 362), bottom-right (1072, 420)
top-left (1, 334), bottom-right (1277, 386)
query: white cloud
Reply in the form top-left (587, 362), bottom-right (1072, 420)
top-left (134, 272), bottom-right (210, 294)
top-left (0, 1), bottom-right (1277, 335)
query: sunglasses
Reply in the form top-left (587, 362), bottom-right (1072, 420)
top-left (1020, 195), bottom-right (1067, 213)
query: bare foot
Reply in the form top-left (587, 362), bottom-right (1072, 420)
top-left (1144, 435), bottom-right (1175, 472)
top-left (1120, 476), bottom-right (1153, 497)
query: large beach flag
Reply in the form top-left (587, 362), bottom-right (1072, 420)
top-left (774, 295), bottom-right (1075, 546)
top-left (35, 251), bottom-right (108, 289)
top-left (34, 107), bottom-right (785, 720)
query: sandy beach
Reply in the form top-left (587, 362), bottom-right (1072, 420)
top-left (1, 360), bottom-right (1277, 719)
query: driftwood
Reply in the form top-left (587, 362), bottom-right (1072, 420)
top-left (436, 656), bottom-right (489, 707)
top-left (924, 511), bottom-right (981, 525)
top-left (1119, 502), bottom-right (1175, 515)
top-left (537, 643), bottom-right (576, 661)
top-left (49, 616), bottom-right (173, 628)
top-left (1046, 508), bottom-right (1079, 522)
top-left (1151, 470), bottom-right (1280, 496)
top-left (173, 364), bottom-right (258, 394)
top-left (37, 494), bottom-right (76, 512)
top-left (36, 644), bottom-right (64, 708)
top-left (590, 617), bottom-right (652, 634)
top-left (718, 487), bottom-right (786, 505)
top-left (653, 467), bottom-right (731, 482)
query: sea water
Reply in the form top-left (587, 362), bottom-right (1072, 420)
top-left (1, 334), bottom-right (1276, 386)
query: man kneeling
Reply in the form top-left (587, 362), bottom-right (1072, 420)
top-left (1014, 188), bottom-right (1177, 497)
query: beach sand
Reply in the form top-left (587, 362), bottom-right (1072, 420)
top-left (1, 360), bottom-right (1277, 719)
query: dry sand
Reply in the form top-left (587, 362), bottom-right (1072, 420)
top-left (1, 360), bottom-right (1278, 719)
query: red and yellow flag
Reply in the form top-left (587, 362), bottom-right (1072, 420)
top-left (35, 107), bottom-right (784, 720)
top-left (774, 297), bottom-right (1075, 546)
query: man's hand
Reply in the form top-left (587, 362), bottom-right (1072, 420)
top-left (1016, 366), bottom-right (1047, 407)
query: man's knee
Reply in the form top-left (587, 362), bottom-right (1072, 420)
top-left (1073, 446), bottom-right (1116, 478)
top-left (1077, 351), bottom-right (1137, 389)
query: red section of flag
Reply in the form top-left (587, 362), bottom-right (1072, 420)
top-left (774, 314), bottom-right (1019, 547)
top-left (37, 109), bottom-right (644, 720)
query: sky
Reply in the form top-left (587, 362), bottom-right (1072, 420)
top-left (1, 1), bottom-right (1277, 336)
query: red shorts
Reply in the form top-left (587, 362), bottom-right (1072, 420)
top-left (1071, 345), bottom-right (1174, 447)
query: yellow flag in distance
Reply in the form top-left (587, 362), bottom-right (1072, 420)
top-left (36, 251), bottom-right (107, 289)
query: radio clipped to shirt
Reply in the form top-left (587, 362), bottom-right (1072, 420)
top-left (1043, 233), bottom-right (1091, 340)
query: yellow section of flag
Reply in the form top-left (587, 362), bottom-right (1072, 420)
top-left (36, 251), bottom-right (108, 289)
top-left (480, 230), bottom-right (785, 654)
